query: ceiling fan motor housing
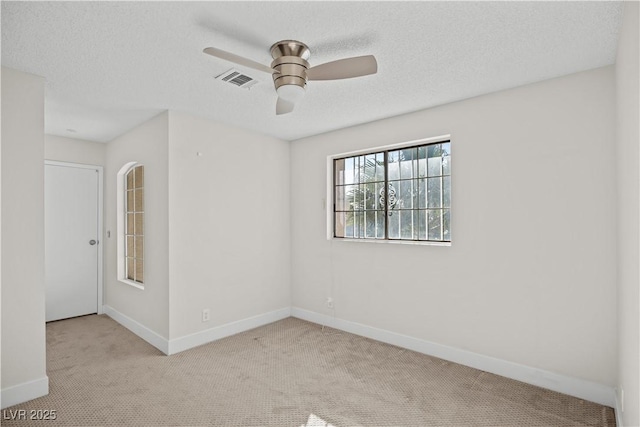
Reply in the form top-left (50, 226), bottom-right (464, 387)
top-left (270, 40), bottom-right (310, 91)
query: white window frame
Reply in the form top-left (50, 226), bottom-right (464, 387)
top-left (326, 134), bottom-right (452, 246)
top-left (117, 162), bottom-right (144, 289)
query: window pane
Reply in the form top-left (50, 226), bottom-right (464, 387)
top-left (134, 166), bottom-right (144, 189)
top-left (134, 213), bottom-right (144, 235)
top-left (344, 185), bottom-right (357, 210)
top-left (441, 142), bottom-right (451, 156)
top-left (418, 146), bottom-right (427, 177)
top-left (428, 156), bottom-right (442, 177)
top-left (126, 257), bottom-right (135, 280)
top-left (353, 211), bottom-right (364, 238)
top-left (135, 259), bottom-right (144, 283)
top-left (345, 211), bottom-right (355, 237)
top-left (364, 183), bottom-right (377, 210)
top-left (126, 190), bottom-right (134, 213)
top-left (396, 179), bottom-right (416, 209)
top-left (418, 210), bottom-right (427, 240)
top-left (127, 213), bottom-right (134, 235)
top-left (428, 177), bottom-right (442, 208)
top-left (354, 156), bottom-right (363, 183)
top-left (363, 154), bottom-right (377, 182)
top-left (334, 159), bottom-right (345, 186)
top-left (418, 179), bottom-right (427, 209)
top-left (134, 189), bottom-right (144, 212)
top-left (126, 236), bottom-right (134, 257)
top-left (375, 152), bottom-right (385, 181)
top-left (334, 212), bottom-right (346, 237)
top-left (428, 209), bottom-right (443, 241)
top-left (335, 186), bottom-right (346, 211)
top-left (365, 211), bottom-right (377, 238)
top-left (400, 210), bottom-right (415, 240)
top-left (376, 211), bottom-right (385, 239)
top-left (388, 211), bottom-right (399, 239)
top-left (344, 157), bottom-right (355, 185)
top-left (442, 143), bottom-right (451, 175)
top-left (376, 182), bottom-right (386, 210)
top-left (126, 170), bottom-right (134, 190)
top-left (353, 185), bottom-right (364, 210)
top-left (399, 148), bottom-right (416, 180)
top-left (427, 143), bottom-right (442, 158)
top-left (134, 236), bottom-right (144, 260)
top-left (388, 151), bottom-right (400, 180)
top-left (443, 176), bottom-right (451, 208)
top-left (443, 209), bottom-right (451, 241)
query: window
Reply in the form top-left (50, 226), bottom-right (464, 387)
top-left (333, 140), bottom-right (451, 242)
top-left (124, 165), bottom-right (144, 284)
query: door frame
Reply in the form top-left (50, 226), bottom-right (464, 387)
top-left (45, 160), bottom-right (104, 315)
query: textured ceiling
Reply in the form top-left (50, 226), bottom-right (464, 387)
top-left (1, 1), bottom-right (622, 143)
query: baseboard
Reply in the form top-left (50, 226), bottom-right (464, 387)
top-left (104, 306), bottom-right (292, 356)
top-left (1, 376), bottom-right (49, 409)
top-left (168, 307), bottom-right (291, 355)
top-left (103, 305), bottom-right (170, 355)
top-left (291, 307), bottom-right (616, 408)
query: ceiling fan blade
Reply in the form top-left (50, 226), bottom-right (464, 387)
top-left (276, 97), bottom-right (295, 115)
top-left (203, 47), bottom-right (275, 75)
top-left (307, 55), bottom-right (377, 81)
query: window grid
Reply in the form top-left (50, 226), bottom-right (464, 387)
top-left (334, 141), bottom-right (450, 242)
top-left (125, 165), bottom-right (144, 283)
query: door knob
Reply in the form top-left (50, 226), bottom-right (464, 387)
top-left (89, 240), bottom-right (97, 245)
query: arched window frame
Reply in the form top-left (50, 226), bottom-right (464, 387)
top-left (117, 162), bottom-right (145, 289)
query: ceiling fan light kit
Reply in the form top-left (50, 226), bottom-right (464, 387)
top-left (203, 39), bottom-right (377, 115)
top-left (271, 40), bottom-right (309, 114)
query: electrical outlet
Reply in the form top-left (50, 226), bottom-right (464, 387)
top-left (326, 297), bottom-right (334, 309)
top-left (202, 308), bottom-right (210, 322)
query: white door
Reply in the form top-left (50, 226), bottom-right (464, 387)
top-left (45, 163), bottom-right (100, 322)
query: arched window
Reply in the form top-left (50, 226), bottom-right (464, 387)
top-left (117, 162), bottom-right (144, 288)
top-left (125, 165), bottom-right (144, 284)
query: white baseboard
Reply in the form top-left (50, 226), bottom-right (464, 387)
top-left (1, 376), bottom-right (49, 409)
top-left (291, 307), bottom-right (616, 408)
top-left (168, 307), bottom-right (291, 355)
top-left (103, 305), bottom-right (292, 356)
top-left (103, 305), bottom-right (170, 355)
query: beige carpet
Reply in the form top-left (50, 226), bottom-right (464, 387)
top-left (3, 315), bottom-right (615, 427)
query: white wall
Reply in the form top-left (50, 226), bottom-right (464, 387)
top-left (167, 111), bottom-right (291, 339)
top-left (1, 67), bottom-right (48, 407)
top-left (291, 66), bottom-right (617, 387)
top-left (104, 110), bottom-right (291, 346)
top-left (104, 112), bottom-right (170, 339)
top-left (615, 1), bottom-right (639, 425)
top-left (45, 134), bottom-right (106, 166)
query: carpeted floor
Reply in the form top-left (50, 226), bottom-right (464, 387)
top-left (3, 315), bottom-right (615, 426)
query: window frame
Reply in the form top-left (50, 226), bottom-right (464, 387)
top-left (328, 135), bottom-right (452, 246)
top-left (124, 165), bottom-right (144, 284)
top-left (117, 162), bottom-right (145, 289)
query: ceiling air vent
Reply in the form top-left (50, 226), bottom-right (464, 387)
top-left (215, 69), bottom-right (258, 89)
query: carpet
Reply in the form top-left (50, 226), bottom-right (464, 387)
top-left (2, 315), bottom-right (616, 426)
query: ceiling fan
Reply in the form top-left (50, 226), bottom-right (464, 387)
top-left (203, 40), bottom-right (377, 115)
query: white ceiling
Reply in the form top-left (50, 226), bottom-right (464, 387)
top-left (1, 1), bottom-right (622, 143)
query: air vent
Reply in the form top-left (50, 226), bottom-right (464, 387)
top-left (215, 69), bottom-right (258, 89)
